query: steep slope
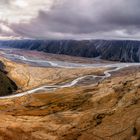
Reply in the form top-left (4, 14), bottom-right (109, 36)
top-left (0, 61), bottom-right (17, 96)
top-left (1, 39), bottom-right (140, 62)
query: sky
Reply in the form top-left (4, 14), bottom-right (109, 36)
top-left (0, 0), bottom-right (140, 40)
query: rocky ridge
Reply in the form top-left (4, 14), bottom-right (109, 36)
top-left (1, 39), bottom-right (140, 62)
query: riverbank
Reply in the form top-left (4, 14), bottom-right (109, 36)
top-left (0, 48), bottom-right (140, 99)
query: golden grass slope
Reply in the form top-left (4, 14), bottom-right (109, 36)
top-left (0, 56), bottom-right (140, 140)
top-left (0, 56), bottom-right (107, 92)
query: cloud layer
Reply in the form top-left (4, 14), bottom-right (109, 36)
top-left (0, 0), bottom-right (140, 39)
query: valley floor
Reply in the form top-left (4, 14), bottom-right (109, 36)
top-left (0, 49), bottom-right (139, 140)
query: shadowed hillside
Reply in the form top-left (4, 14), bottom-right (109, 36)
top-left (0, 61), bottom-right (17, 96)
top-left (1, 39), bottom-right (140, 62)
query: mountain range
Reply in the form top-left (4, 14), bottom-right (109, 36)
top-left (1, 39), bottom-right (140, 62)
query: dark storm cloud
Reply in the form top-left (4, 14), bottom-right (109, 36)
top-left (0, 0), bottom-right (10, 4)
top-left (8, 0), bottom-right (140, 39)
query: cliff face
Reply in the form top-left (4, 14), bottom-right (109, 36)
top-left (1, 39), bottom-right (140, 62)
top-left (97, 40), bottom-right (140, 62)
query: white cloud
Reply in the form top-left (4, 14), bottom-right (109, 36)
top-left (0, 0), bottom-right (55, 23)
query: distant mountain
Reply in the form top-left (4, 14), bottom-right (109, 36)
top-left (0, 39), bottom-right (140, 62)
